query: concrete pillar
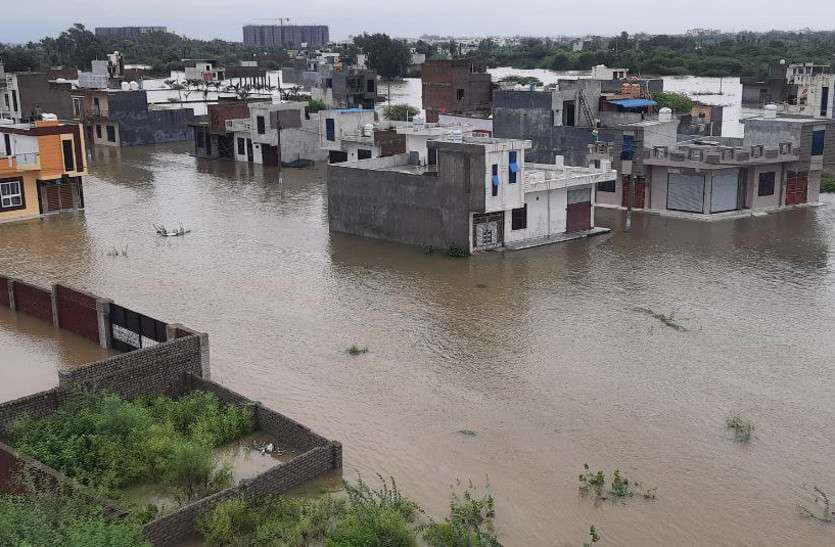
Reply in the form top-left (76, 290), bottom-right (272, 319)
top-left (95, 298), bottom-right (112, 349)
top-left (6, 279), bottom-right (15, 312)
top-left (165, 322), bottom-right (183, 342)
top-left (197, 331), bottom-right (211, 381)
top-left (50, 284), bottom-right (60, 327)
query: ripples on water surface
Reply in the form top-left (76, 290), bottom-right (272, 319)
top-left (1, 142), bottom-right (834, 545)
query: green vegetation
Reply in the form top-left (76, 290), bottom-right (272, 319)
top-left (726, 415), bottom-right (755, 443)
top-left (306, 99), bottom-right (328, 114)
top-left (579, 465), bottom-right (655, 502)
top-left (347, 345), bottom-right (369, 356)
top-left (632, 307), bottom-right (688, 332)
top-left (469, 31), bottom-right (835, 77)
top-left (0, 24), bottom-right (279, 75)
top-left (821, 173), bottom-right (835, 193)
top-left (583, 525), bottom-right (602, 547)
top-left (447, 247), bottom-right (470, 258)
top-left (800, 486), bottom-right (834, 523)
top-left (197, 476), bottom-right (501, 546)
top-left (354, 33), bottom-right (412, 79)
top-left (0, 492), bottom-right (150, 547)
top-left (498, 75), bottom-right (544, 87)
top-left (9, 390), bottom-right (254, 501)
top-left (652, 91), bottom-right (695, 113)
top-left (383, 103), bottom-right (419, 121)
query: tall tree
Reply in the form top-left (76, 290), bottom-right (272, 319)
top-left (353, 33), bottom-right (411, 79)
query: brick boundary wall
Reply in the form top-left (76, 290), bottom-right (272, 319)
top-left (58, 336), bottom-right (202, 399)
top-left (12, 281), bottom-right (53, 323)
top-left (55, 284), bottom-right (100, 344)
top-left (0, 388), bottom-right (67, 438)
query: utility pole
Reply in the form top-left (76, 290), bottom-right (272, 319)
top-left (624, 175), bottom-right (633, 231)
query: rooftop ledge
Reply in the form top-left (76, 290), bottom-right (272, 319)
top-left (643, 143), bottom-right (800, 167)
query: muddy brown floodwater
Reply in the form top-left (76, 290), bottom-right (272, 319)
top-left (2, 142), bottom-right (835, 545)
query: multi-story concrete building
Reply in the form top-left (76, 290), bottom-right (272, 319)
top-left (634, 111), bottom-right (829, 219)
top-left (319, 108), bottom-right (405, 163)
top-left (95, 26), bottom-right (167, 39)
top-left (310, 68), bottom-right (378, 109)
top-left (422, 59), bottom-right (493, 123)
top-left (243, 25), bottom-right (329, 48)
top-left (327, 134), bottom-right (615, 252)
top-left (0, 117), bottom-right (86, 224)
top-left (0, 64), bottom-right (74, 123)
top-left (191, 100), bottom-right (254, 160)
top-left (183, 59), bottom-right (226, 83)
top-left (70, 88), bottom-right (197, 147)
top-left (494, 87), bottom-right (679, 211)
top-left (742, 59), bottom-right (835, 117)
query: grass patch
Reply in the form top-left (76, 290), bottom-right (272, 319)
top-left (347, 345), bottom-right (369, 356)
top-left (446, 247), bottom-right (470, 258)
top-left (726, 415), bottom-right (754, 443)
top-left (0, 492), bottom-right (150, 547)
top-left (579, 465), bottom-right (655, 503)
top-left (197, 476), bottom-right (502, 546)
top-left (821, 173), bottom-right (835, 193)
top-left (8, 390), bottom-right (255, 505)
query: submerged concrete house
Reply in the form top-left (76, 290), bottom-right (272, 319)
top-left (311, 68), bottom-right (378, 109)
top-left (0, 65), bottom-right (74, 123)
top-left (70, 88), bottom-right (197, 147)
top-left (319, 109), bottom-right (405, 163)
top-left (0, 118), bottom-right (86, 224)
top-left (637, 114), bottom-right (829, 219)
top-left (327, 135), bottom-right (615, 253)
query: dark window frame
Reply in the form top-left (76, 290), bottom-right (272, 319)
top-left (456, 88), bottom-right (465, 101)
top-left (597, 179), bottom-right (616, 192)
top-left (812, 129), bottom-right (825, 156)
top-left (95, 124), bottom-right (102, 139)
top-left (621, 134), bottom-right (635, 161)
top-left (325, 118), bottom-right (336, 142)
top-left (758, 172), bottom-right (776, 197)
top-left (237, 137), bottom-right (245, 155)
top-left (62, 139), bottom-right (75, 172)
top-left (508, 151), bottom-right (518, 184)
top-left (511, 204), bottom-right (527, 230)
top-left (491, 164), bottom-right (499, 197)
top-left (256, 115), bottom-right (266, 135)
top-left (106, 125), bottom-right (116, 143)
top-left (3, 134), bottom-right (10, 157)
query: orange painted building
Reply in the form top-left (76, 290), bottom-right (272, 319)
top-left (0, 119), bottom-right (86, 223)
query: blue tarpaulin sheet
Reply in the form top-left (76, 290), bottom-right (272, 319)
top-left (608, 98), bottom-right (657, 108)
top-left (509, 163), bottom-right (519, 173)
top-left (492, 175), bottom-right (501, 187)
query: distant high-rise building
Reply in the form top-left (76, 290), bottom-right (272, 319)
top-left (242, 25), bottom-right (329, 48)
top-left (95, 27), bottom-right (167, 40)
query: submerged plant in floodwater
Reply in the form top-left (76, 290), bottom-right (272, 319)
top-left (347, 345), bottom-right (369, 356)
top-left (726, 415), bottom-right (754, 443)
top-left (800, 485), bottom-right (835, 523)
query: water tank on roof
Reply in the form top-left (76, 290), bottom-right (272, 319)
top-left (121, 81), bottom-right (130, 91)
top-left (41, 113), bottom-right (58, 121)
top-left (659, 107), bottom-right (673, 122)
top-left (129, 81), bottom-right (139, 91)
top-left (362, 123), bottom-right (374, 137)
top-left (764, 104), bottom-right (778, 118)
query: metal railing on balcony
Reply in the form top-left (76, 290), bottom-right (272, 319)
top-left (2, 152), bottom-right (40, 171)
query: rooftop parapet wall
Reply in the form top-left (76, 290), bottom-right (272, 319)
top-left (643, 142), bottom-right (800, 168)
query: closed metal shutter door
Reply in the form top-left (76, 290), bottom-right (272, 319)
top-left (667, 174), bottom-right (704, 213)
top-left (710, 171), bottom-right (739, 213)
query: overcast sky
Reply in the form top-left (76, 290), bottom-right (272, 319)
top-left (6, 1), bottom-right (834, 44)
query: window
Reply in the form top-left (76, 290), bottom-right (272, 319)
top-left (508, 151), bottom-right (518, 184)
top-left (758, 172), bottom-right (776, 196)
top-left (93, 97), bottom-right (100, 115)
top-left (11, 90), bottom-right (17, 112)
top-left (325, 118), bottom-right (335, 141)
top-left (95, 124), bottom-right (102, 139)
top-left (62, 139), bottom-right (75, 172)
top-left (106, 125), bottom-right (116, 143)
top-left (621, 134), bottom-right (635, 161)
top-left (428, 148), bottom-right (437, 166)
top-left (491, 164), bottom-right (499, 196)
top-left (511, 205), bottom-right (527, 230)
top-left (812, 129), bottom-right (825, 156)
top-left (0, 180), bottom-right (23, 209)
top-left (456, 88), bottom-right (465, 101)
top-left (72, 98), bottom-right (81, 118)
top-left (3, 134), bottom-right (10, 157)
top-left (3, 93), bottom-right (8, 108)
top-left (357, 149), bottom-right (372, 160)
top-left (367, 79), bottom-right (375, 93)
top-left (256, 116), bottom-right (266, 135)
top-left (822, 88), bottom-right (829, 117)
top-left (237, 137), bottom-right (245, 155)
top-left (597, 179), bottom-right (616, 192)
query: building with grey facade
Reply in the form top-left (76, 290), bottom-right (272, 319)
top-left (243, 25), bottom-right (329, 48)
top-left (328, 134), bottom-right (615, 253)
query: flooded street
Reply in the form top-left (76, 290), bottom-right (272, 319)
top-left (2, 143), bottom-right (835, 545)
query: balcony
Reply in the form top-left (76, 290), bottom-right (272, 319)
top-left (0, 152), bottom-right (41, 175)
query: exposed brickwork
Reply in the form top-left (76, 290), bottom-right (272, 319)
top-left (374, 129), bottom-right (406, 157)
top-left (55, 284), bottom-right (99, 344)
top-left (143, 486), bottom-right (243, 546)
top-left (0, 388), bottom-right (67, 438)
top-left (0, 275), bottom-right (8, 307)
top-left (58, 336), bottom-right (201, 399)
top-left (12, 281), bottom-right (53, 323)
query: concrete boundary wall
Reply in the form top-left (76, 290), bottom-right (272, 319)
top-left (12, 280), bottom-right (53, 323)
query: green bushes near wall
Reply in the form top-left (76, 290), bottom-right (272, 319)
top-left (821, 173), bottom-right (835, 193)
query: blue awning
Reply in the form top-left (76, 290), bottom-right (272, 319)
top-left (608, 98), bottom-right (657, 108)
top-left (509, 163), bottom-right (519, 173)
